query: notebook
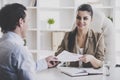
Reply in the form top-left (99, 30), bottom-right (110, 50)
top-left (57, 67), bottom-right (103, 77)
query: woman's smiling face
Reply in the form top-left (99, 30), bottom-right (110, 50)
top-left (76, 11), bottom-right (92, 30)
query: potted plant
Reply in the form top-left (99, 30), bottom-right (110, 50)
top-left (47, 18), bottom-right (55, 28)
top-left (108, 16), bottom-right (113, 22)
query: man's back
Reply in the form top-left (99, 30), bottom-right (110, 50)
top-left (0, 32), bottom-right (35, 80)
top-left (0, 33), bottom-right (19, 80)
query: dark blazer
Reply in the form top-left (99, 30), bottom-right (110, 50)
top-left (55, 29), bottom-right (105, 68)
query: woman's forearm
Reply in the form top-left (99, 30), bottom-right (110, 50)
top-left (90, 58), bottom-right (103, 68)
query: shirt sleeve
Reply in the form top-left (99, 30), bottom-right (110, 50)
top-left (12, 45), bottom-right (48, 80)
top-left (36, 59), bottom-right (48, 71)
top-left (96, 33), bottom-right (105, 61)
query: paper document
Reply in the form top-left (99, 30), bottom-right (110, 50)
top-left (56, 50), bottom-right (83, 62)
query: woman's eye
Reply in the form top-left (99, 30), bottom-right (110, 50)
top-left (84, 17), bottom-right (88, 20)
top-left (76, 16), bottom-right (81, 20)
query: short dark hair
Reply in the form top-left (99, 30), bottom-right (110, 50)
top-left (0, 3), bottom-right (27, 33)
top-left (77, 4), bottom-right (93, 18)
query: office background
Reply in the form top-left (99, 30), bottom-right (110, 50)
top-left (0, 0), bottom-right (120, 65)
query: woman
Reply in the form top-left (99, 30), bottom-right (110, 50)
top-left (55, 4), bottom-right (105, 68)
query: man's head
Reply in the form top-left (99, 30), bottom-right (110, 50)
top-left (0, 3), bottom-right (27, 38)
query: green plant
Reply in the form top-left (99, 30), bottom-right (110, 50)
top-left (48, 18), bottom-right (55, 25)
top-left (108, 16), bottom-right (113, 22)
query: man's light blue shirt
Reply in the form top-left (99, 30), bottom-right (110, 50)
top-left (0, 32), bottom-right (48, 80)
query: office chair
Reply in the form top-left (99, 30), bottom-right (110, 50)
top-left (90, 10), bottom-right (115, 64)
top-left (90, 10), bottom-right (115, 73)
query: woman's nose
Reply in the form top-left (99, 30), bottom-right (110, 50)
top-left (79, 19), bottom-right (84, 23)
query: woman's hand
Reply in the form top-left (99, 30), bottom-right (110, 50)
top-left (79, 54), bottom-right (103, 68)
top-left (79, 54), bottom-right (95, 63)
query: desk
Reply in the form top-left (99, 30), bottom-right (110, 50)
top-left (109, 67), bottom-right (120, 80)
top-left (36, 68), bottom-right (116, 80)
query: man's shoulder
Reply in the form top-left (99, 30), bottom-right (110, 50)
top-left (0, 39), bottom-right (23, 52)
top-left (0, 39), bottom-right (24, 61)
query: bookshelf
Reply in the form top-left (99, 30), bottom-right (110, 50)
top-left (0, 0), bottom-right (119, 59)
top-left (37, 0), bottom-right (75, 53)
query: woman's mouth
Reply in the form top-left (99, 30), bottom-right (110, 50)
top-left (77, 24), bottom-right (85, 28)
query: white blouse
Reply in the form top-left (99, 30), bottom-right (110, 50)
top-left (77, 43), bottom-right (84, 67)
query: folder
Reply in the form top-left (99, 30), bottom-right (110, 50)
top-left (57, 67), bottom-right (103, 77)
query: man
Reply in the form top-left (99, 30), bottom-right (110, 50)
top-left (0, 3), bottom-right (58, 80)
